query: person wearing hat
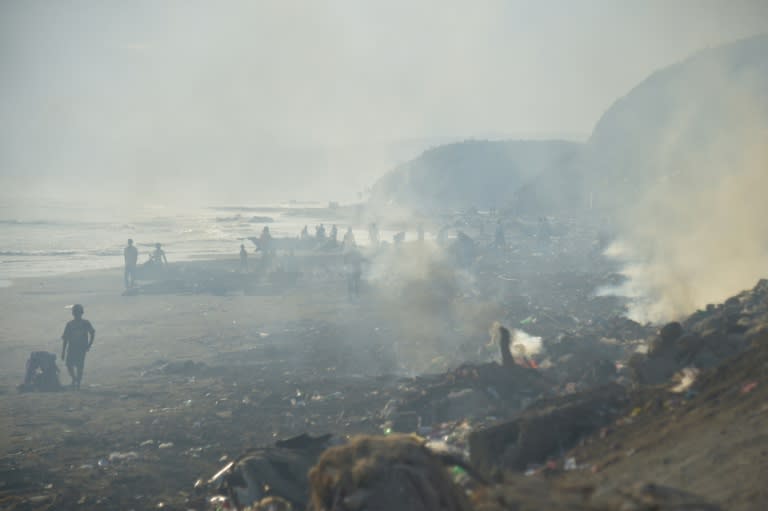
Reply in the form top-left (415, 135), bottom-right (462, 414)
top-left (61, 304), bottom-right (95, 390)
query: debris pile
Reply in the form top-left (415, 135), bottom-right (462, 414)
top-left (309, 434), bottom-right (474, 511)
top-left (630, 279), bottom-right (768, 385)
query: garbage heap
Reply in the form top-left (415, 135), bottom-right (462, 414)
top-left (200, 280), bottom-right (768, 510)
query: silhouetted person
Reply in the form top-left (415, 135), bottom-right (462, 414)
top-left (453, 230), bottom-right (475, 267)
top-left (316, 224), bottom-right (326, 240)
top-left (239, 244), bottom-right (249, 271)
top-left (259, 226), bottom-right (273, 255)
top-left (344, 249), bottom-right (364, 299)
top-left (496, 324), bottom-right (514, 368)
top-left (343, 227), bottom-right (356, 249)
top-left (330, 225), bottom-right (338, 245)
top-left (150, 243), bottom-right (167, 265)
top-left (124, 239), bottom-right (138, 288)
top-left (300, 225), bottom-right (310, 240)
top-left (61, 304), bottom-right (95, 390)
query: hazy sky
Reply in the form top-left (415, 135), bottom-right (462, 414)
top-left (1, 0), bottom-right (767, 204)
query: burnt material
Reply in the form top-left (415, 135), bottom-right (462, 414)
top-left (469, 383), bottom-right (627, 473)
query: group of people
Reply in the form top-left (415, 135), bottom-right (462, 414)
top-left (123, 239), bottom-right (167, 289)
top-left (239, 226), bottom-right (274, 272)
top-left (299, 224), bottom-right (357, 251)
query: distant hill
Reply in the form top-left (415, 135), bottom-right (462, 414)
top-left (368, 139), bottom-right (583, 212)
top-left (585, 34), bottom-right (768, 210)
top-left (370, 34), bottom-right (768, 215)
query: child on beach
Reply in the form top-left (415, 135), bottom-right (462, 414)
top-left (61, 304), bottom-right (95, 390)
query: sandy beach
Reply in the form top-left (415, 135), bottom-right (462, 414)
top-left (3, 245), bottom-right (766, 511)
top-left (0, 257), bottom-right (404, 509)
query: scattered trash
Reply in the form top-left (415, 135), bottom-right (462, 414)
top-left (671, 367), bottom-right (700, 393)
top-left (209, 495), bottom-right (232, 509)
top-left (26, 495), bottom-right (52, 504)
top-left (741, 381), bottom-right (758, 394)
top-left (158, 442), bottom-right (174, 449)
top-left (109, 451), bottom-right (139, 462)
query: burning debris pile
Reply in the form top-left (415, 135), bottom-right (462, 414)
top-left (629, 279), bottom-right (768, 386)
top-left (191, 280), bottom-right (768, 511)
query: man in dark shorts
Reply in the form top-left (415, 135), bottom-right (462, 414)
top-left (61, 304), bottom-right (95, 390)
top-left (124, 238), bottom-right (138, 288)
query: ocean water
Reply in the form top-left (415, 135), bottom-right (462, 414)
top-left (0, 200), bottom-right (371, 285)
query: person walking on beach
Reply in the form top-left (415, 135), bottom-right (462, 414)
top-left (124, 239), bottom-right (138, 288)
top-left (239, 244), bottom-right (249, 272)
top-left (259, 226), bottom-right (273, 254)
top-left (330, 224), bottom-right (338, 245)
top-left (343, 227), bottom-right (356, 250)
top-left (344, 249), bottom-right (364, 299)
top-left (61, 304), bottom-right (95, 390)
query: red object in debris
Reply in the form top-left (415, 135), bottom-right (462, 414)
top-left (546, 460), bottom-right (558, 470)
top-left (741, 381), bottom-right (758, 394)
top-left (528, 358), bottom-right (539, 369)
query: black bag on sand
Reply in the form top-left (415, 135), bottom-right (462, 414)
top-left (18, 351), bottom-right (63, 392)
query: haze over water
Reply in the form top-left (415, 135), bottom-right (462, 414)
top-left (0, 198), bottom-right (334, 282)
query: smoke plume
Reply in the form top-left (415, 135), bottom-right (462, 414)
top-left (605, 60), bottom-right (768, 322)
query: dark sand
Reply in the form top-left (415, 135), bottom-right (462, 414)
top-left (0, 261), bottom-right (399, 509)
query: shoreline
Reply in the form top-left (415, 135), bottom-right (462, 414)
top-left (0, 254), bottom-right (247, 289)
top-left (0, 252), bottom-right (369, 389)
